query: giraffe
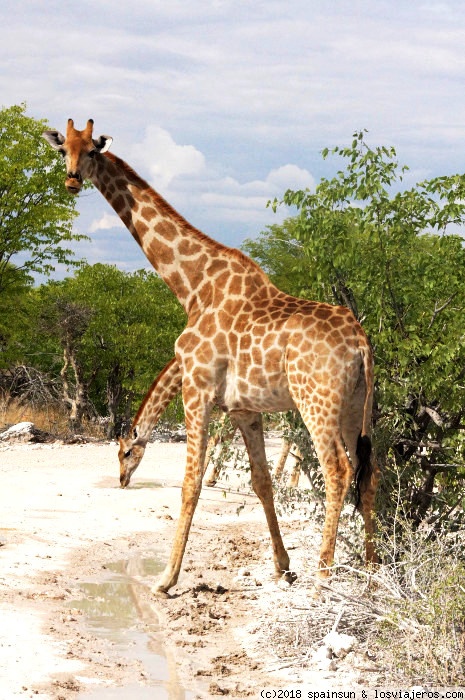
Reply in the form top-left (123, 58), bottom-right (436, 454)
top-left (272, 439), bottom-right (303, 487)
top-left (119, 358), bottom-right (182, 488)
top-left (43, 119), bottom-right (379, 595)
top-left (117, 355), bottom-right (227, 488)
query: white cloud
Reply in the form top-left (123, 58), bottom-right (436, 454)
top-left (129, 126), bottom-right (206, 190)
top-left (89, 212), bottom-right (124, 233)
top-left (5, 0), bottom-right (465, 270)
top-left (194, 165), bottom-right (314, 224)
top-left (85, 145), bottom-right (313, 236)
top-left (266, 165), bottom-right (314, 193)
top-left (101, 125), bottom-right (314, 230)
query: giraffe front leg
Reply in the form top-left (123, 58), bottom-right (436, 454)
top-left (203, 433), bottom-right (221, 486)
top-left (119, 358), bottom-right (182, 488)
top-left (152, 396), bottom-right (212, 596)
top-left (232, 411), bottom-right (294, 583)
top-left (272, 437), bottom-right (291, 481)
top-left (153, 476), bottom-right (203, 595)
top-left (287, 445), bottom-right (303, 488)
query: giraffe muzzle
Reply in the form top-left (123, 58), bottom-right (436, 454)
top-left (65, 173), bottom-right (83, 194)
top-left (120, 472), bottom-right (131, 488)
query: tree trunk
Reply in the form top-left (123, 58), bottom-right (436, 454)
top-left (105, 363), bottom-right (123, 439)
top-left (60, 344), bottom-right (88, 432)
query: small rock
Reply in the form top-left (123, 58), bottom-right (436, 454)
top-left (0, 422), bottom-right (52, 443)
top-left (323, 631), bottom-right (357, 658)
top-left (311, 645), bottom-right (337, 671)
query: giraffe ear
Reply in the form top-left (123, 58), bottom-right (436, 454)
top-left (93, 135), bottom-right (113, 153)
top-left (42, 130), bottom-right (66, 150)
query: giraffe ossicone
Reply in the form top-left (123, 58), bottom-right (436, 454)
top-left (43, 119), bottom-right (379, 595)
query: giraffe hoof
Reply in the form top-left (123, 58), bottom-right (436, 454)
top-left (282, 570), bottom-right (297, 585)
top-left (151, 585), bottom-right (171, 599)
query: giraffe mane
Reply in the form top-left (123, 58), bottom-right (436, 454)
top-left (133, 372), bottom-right (161, 425)
top-left (103, 153), bottom-right (274, 288)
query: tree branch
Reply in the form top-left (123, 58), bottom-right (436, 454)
top-left (428, 294), bottom-right (457, 329)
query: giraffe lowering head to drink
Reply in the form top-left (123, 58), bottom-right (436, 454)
top-left (118, 358), bottom-right (182, 488)
top-left (44, 119), bottom-right (379, 595)
top-left (119, 373), bottom-right (302, 489)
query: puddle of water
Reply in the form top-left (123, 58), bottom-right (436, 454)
top-left (97, 478), bottom-right (162, 490)
top-left (106, 557), bottom-right (165, 577)
top-left (74, 555), bottom-right (194, 699)
top-left (74, 579), bottom-right (140, 642)
top-left (82, 686), bottom-right (175, 699)
top-left (127, 481), bottom-right (163, 490)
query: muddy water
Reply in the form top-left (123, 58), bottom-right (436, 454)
top-left (74, 555), bottom-right (193, 699)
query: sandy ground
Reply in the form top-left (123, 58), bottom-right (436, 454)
top-left (0, 435), bottom-right (379, 699)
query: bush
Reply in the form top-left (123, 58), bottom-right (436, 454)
top-left (372, 511), bottom-right (465, 685)
top-left (264, 509), bottom-right (465, 686)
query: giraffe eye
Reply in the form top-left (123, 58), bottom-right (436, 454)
top-left (124, 449), bottom-right (132, 459)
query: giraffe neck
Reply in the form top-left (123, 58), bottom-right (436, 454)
top-left (130, 358), bottom-right (181, 444)
top-left (131, 383), bottom-right (158, 443)
top-left (89, 152), bottom-right (273, 313)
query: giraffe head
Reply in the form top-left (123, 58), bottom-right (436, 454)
top-left (42, 119), bottom-right (113, 194)
top-left (118, 427), bottom-right (146, 488)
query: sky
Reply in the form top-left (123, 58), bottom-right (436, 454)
top-left (2, 0), bottom-right (465, 276)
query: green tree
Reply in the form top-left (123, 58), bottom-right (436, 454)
top-left (0, 267), bottom-right (34, 366)
top-left (0, 104), bottom-right (85, 294)
top-left (36, 264), bottom-right (186, 436)
top-left (261, 131), bottom-right (465, 528)
top-left (242, 218), bottom-right (307, 297)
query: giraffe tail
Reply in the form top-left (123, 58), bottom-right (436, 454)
top-left (354, 434), bottom-right (372, 510)
top-left (354, 344), bottom-right (375, 510)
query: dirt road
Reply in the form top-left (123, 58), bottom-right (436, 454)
top-left (0, 437), bottom-right (372, 699)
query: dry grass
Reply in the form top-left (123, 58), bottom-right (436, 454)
top-left (372, 518), bottom-right (465, 685)
top-left (257, 506), bottom-right (465, 687)
top-left (0, 395), bottom-right (106, 440)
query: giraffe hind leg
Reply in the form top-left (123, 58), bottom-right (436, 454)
top-left (291, 399), bottom-right (353, 578)
top-left (354, 434), bottom-right (372, 508)
top-left (316, 435), bottom-right (353, 577)
top-left (354, 434), bottom-right (379, 566)
top-left (231, 410), bottom-right (295, 583)
top-left (342, 419), bottom-right (379, 567)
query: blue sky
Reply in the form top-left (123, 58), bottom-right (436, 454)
top-left (2, 0), bottom-right (465, 275)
